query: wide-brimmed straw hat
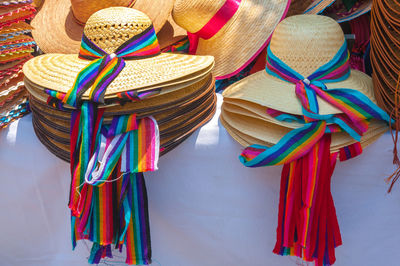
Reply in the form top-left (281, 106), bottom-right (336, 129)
top-left (172, 0), bottom-right (290, 79)
top-left (31, 0), bottom-right (178, 53)
top-left (223, 15), bottom-right (376, 116)
top-left (222, 14), bottom-right (388, 149)
top-left (24, 8), bottom-right (214, 102)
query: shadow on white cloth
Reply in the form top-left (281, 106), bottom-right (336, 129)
top-left (1, 94), bottom-right (399, 266)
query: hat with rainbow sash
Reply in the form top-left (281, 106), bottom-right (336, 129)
top-left (23, 7), bottom-right (215, 264)
top-left (222, 14), bottom-right (391, 266)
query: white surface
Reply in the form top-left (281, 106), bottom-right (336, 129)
top-left (1, 94), bottom-right (400, 266)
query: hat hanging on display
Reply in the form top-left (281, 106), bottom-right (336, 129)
top-left (172, 0), bottom-right (290, 79)
top-left (324, 0), bottom-right (372, 23)
top-left (0, 0), bottom-right (35, 129)
top-left (222, 14), bottom-right (391, 265)
top-left (23, 7), bottom-right (215, 265)
top-left (31, 0), bottom-right (177, 53)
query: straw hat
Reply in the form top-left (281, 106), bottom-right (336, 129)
top-left (220, 108), bottom-right (388, 152)
top-left (223, 15), bottom-right (376, 116)
top-left (172, 0), bottom-right (290, 79)
top-left (221, 14), bottom-right (387, 149)
top-left (31, 0), bottom-right (177, 54)
top-left (24, 8), bottom-right (214, 102)
top-left (29, 74), bottom-right (217, 161)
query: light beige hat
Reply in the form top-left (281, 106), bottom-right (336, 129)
top-left (24, 8), bottom-right (214, 101)
top-left (31, 0), bottom-right (177, 53)
top-left (222, 14), bottom-right (376, 115)
top-left (220, 107), bottom-right (388, 152)
top-left (172, 0), bottom-right (290, 79)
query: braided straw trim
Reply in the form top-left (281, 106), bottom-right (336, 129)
top-left (0, 21), bottom-right (32, 34)
top-left (0, 0), bottom-right (32, 6)
top-left (0, 34), bottom-right (33, 44)
top-left (0, 51), bottom-right (32, 63)
top-left (0, 97), bottom-right (29, 128)
top-left (0, 12), bottom-right (36, 30)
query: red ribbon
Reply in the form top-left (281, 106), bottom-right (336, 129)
top-left (187, 0), bottom-right (242, 54)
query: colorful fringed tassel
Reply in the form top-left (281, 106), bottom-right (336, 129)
top-left (273, 135), bottom-right (342, 266)
top-left (68, 103), bottom-right (159, 265)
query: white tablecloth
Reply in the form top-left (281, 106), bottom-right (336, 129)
top-left (1, 95), bottom-right (400, 266)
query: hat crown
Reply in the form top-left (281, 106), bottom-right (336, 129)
top-left (172, 0), bottom-right (227, 33)
top-left (71, 0), bottom-right (133, 24)
top-left (270, 15), bottom-right (345, 77)
top-left (83, 7), bottom-right (153, 54)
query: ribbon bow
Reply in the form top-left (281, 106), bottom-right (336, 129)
top-left (63, 25), bottom-right (160, 107)
top-left (240, 41), bottom-right (391, 167)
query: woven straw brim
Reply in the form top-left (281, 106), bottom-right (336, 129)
top-left (25, 73), bottom-right (214, 118)
top-left (190, 0), bottom-right (289, 78)
top-left (220, 107), bottom-right (388, 153)
top-left (222, 69), bottom-right (375, 115)
top-left (304, 0), bottom-right (336, 14)
top-left (31, 0), bottom-right (174, 54)
top-left (28, 74), bottom-right (215, 125)
top-left (31, 92), bottom-right (216, 162)
top-left (23, 52), bottom-right (214, 101)
top-left (327, 1), bottom-right (372, 23)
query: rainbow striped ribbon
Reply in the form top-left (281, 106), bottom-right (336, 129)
top-left (239, 42), bottom-right (391, 167)
top-left (64, 24), bottom-right (161, 265)
top-left (63, 25), bottom-right (160, 107)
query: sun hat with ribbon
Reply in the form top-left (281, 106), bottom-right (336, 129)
top-left (222, 14), bottom-right (391, 266)
top-left (31, 0), bottom-right (179, 54)
top-left (303, 0), bottom-right (336, 14)
top-left (23, 7), bottom-right (215, 264)
top-left (172, 0), bottom-right (290, 79)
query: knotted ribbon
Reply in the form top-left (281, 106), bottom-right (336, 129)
top-left (238, 41), bottom-right (391, 265)
top-left (63, 25), bottom-right (160, 107)
top-left (64, 24), bottom-right (161, 265)
top-left (240, 42), bottom-right (390, 167)
top-left (187, 0), bottom-right (241, 54)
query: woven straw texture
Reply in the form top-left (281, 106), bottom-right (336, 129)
top-left (31, 0), bottom-right (174, 53)
top-left (24, 8), bottom-right (215, 100)
top-left (172, 0), bottom-right (289, 78)
top-left (223, 15), bottom-right (376, 115)
top-left (220, 106), bottom-right (388, 152)
top-left (29, 73), bottom-right (217, 162)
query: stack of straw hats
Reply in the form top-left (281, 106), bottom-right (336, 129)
top-left (370, 0), bottom-right (399, 123)
top-left (32, 0), bottom-right (186, 54)
top-left (221, 15), bottom-right (388, 153)
top-left (23, 8), bottom-right (216, 162)
top-left (0, 0), bottom-right (36, 128)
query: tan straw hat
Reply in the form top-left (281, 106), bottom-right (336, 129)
top-left (31, 0), bottom-right (176, 53)
top-left (172, 0), bottom-right (290, 79)
top-left (220, 107), bottom-right (388, 152)
top-left (222, 14), bottom-right (376, 115)
top-left (24, 7), bottom-right (214, 102)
